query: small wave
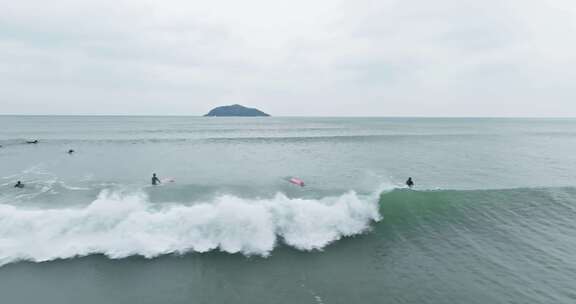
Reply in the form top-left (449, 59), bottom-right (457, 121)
top-left (2, 132), bottom-right (559, 146)
top-left (0, 187), bottom-right (383, 266)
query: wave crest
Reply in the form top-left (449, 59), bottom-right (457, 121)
top-left (0, 188), bottom-right (382, 266)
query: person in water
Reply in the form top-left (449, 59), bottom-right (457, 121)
top-left (14, 181), bottom-right (24, 188)
top-left (26, 140), bottom-right (38, 144)
top-left (152, 173), bottom-right (161, 185)
top-left (406, 177), bottom-right (414, 188)
top-left (67, 149), bottom-right (75, 154)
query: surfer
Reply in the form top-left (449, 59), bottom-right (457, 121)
top-left (406, 177), bottom-right (414, 188)
top-left (14, 181), bottom-right (24, 188)
top-left (67, 149), bottom-right (75, 154)
top-left (26, 140), bottom-right (38, 144)
top-left (151, 173), bottom-right (161, 185)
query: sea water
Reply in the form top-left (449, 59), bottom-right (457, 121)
top-left (1, 116), bottom-right (575, 304)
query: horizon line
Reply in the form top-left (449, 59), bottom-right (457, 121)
top-left (1, 114), bottom-right (576, 119)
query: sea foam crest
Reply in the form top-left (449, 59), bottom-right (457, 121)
top-left (0, 188), bottom-right (382, 266)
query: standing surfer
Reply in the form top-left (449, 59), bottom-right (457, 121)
top-left (406, 177), bottom-right (414, 189)
top-left (152, 173), bottom-right (161, 185)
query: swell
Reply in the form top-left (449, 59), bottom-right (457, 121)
top-left (375, 187), bottom-right (576, 250)
top-left (377, 187), bottom-right (576, 273)
top-left (377, 187), bottom-right (576, 224)
top-left (0, 133), bottom-right (547, 147)
top-left (4, 131), bottom-right (576, 148)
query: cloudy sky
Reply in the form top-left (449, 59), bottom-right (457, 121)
top-left (1, 0), bottom-right (576, 116)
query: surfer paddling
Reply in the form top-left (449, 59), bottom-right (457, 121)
top-left (406, 177), bottom-right (414, 189)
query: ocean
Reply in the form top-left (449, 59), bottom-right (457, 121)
top-left (1, 116), bottom-right (575, 304)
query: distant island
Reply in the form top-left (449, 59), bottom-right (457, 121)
top-left (204, 104), bottom-right (270, 117)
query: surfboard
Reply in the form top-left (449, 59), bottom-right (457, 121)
top-left (289, 177), bottom-right (305, 187)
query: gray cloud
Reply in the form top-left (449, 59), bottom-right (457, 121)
top-left (1, 0), bottom-right (575, 116)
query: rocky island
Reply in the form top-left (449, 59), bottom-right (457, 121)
top-left (204, 104), bottom-right (270, 117)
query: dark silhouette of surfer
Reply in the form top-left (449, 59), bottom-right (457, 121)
top-left (152, 173), bottom-right (161, 185)
top-left (26, 140), bottom-right (38, 144)
top-left (406, 177), bottom-right (414, 188)
top-left (14, 181), bottom-right (24, 188)
top-left (67, 149), bottom-right (75, 154)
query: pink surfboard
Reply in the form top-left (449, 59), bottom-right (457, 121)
top-left (289, 177), bottom-right (305, 187)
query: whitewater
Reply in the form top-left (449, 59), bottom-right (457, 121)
top-left (0, 187), bottom-right (383, 266)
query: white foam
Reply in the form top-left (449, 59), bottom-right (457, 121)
top-left (0, 188), bottom-right (383, 266)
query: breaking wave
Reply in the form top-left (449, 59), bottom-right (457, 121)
top-left (0, 187), bottom-right (384, 266)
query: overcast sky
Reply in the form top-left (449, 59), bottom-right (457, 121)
top-left (1, 0), bottom-right (576, 116)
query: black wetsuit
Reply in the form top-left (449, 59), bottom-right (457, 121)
top-left (406, 178), bottom-right (414, 188)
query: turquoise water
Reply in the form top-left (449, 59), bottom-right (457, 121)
top-left (1, 116), bottom-right (576, 303)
